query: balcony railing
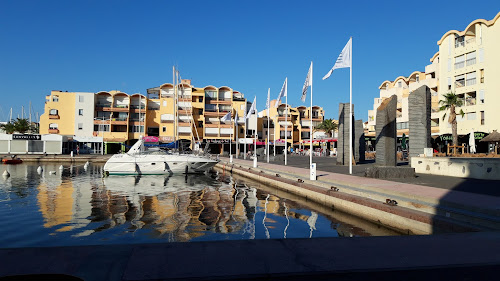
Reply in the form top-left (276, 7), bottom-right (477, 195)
top-left (466, 58), bottom-right (476, 66)
top-left (466, 78), bottom-right (476, 86)
top-left (454, 61), bottom-right (465, 69)
top-left (96, 103), bottom-right (112, 108)
top-left (49, 114), bottom-right (60, 119)
top-left (48, 128), bottom-right (59, 134)
top-left (130, 105), bottom-right (146, 109)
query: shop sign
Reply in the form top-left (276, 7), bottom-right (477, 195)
top-left (13, 134), bottom-right (41, 140)
top-left (205, 139), bottom-right (230, 144)
top-left (160, 136), bottom-right (174, 142)
top-left (474, 132), bottom-right (488, 140)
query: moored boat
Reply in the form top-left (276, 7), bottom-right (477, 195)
top-left (2, 158), bottom-right (23, 164)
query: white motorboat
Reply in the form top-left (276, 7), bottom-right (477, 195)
top-left (104, 138), bottom-right (219, 175)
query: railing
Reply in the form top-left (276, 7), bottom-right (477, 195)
top-left (49, 114), bottom-right (59, 119)
top-left (130, 105), bottom-right (145, 109)
top-left (454, 61), bottom-right (465, 69)
top-left (148, 107), bottom-right (160, 110)
top-left (466, 37), bottom-right (476, 44)
top-left (48, 128), bottom-right (59, 134)
top-left (96, 103), bottom-right (112, 108)
top-left (112, 117), bottom-right (128, 121)
top-left (113, 105), bottom-right (128, 109)
top-left (466, 78), bottom-right (476, 86)
top-left (455, 41), bottom-right (465, 48)
top-left (466, 57), bottom-right (476, 66)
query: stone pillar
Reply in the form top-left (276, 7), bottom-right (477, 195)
top-left (337, 103), bottom-right (354, 165)
top-left (355, 119), bottom-right (365, 163)
top-left (409, 85), bottom-right (431, 159)
top-left (375, 95), bottom-right (397, 166)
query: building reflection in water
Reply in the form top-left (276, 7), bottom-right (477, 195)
top-left (2, 163), bottom-right (399, 247)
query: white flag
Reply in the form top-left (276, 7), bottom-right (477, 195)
top-left (221, 111), bottom-right (231, 122)
top-left (275, 78), bottom-right (287, 108)
top-left (246, 96), bottom-right (256, 120)
top-left (322, 38), bottom-right (352, 80)
top-left (302, 62), bottom-right (312, 102)
top-left (266, 88), bottom-right (270, 116)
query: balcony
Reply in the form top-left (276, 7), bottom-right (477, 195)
top-left (466, 57), bottom-right (476, 66)
top-left (48, 128), bottom-right (59, 134)
top-left (111, 118), bottom-right (128, 125)
top-left (454, 61), bottom-right (465, 69)
top-left (277, 116), bottom-right (291, 121)
top-left (425, 63), bottom-right (437, 74)
top-left (466, 78), bottom-right (476, 86)
top-left (49, 114), bottom-right (60, 119)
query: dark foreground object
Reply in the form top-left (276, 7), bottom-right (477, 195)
top-left (1, 232), bottom-right (499, 281)
top-left (365, 166), bottom-right (416, 178)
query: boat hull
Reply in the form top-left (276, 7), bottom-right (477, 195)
top-left (2, 159), bottom-right (23, 165)
top-left (104, 154), bottom-right (218, 175)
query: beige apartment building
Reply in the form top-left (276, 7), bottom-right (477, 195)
top-left (367, 11), bottom-right (499, 152)
top-left (437, 12), bottom-right (500, 137)
top-left (367, 66), bottom-right (440, 138)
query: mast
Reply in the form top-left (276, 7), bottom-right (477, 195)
top-left (173, 66), bottom-right (177, 152)
top-left (310, 62), bottom-right (313, 172)
top-left (267, 88), bottom-right (270, 163)
top-left (9, 108), bottom-right (12, 122)
top-left (29, 101), bottom-right (32, 124)
top-left (284, 78), bottom-right (288, 166)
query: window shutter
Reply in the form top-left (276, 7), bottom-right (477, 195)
top-left (479, 48), bottom-right (484, 62)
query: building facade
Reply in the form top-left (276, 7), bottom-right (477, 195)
top-left (437, 12), bottom-right (500, 136)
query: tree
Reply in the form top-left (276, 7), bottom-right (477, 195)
top-left (314, 119), bottom-right (338, 138)
top-left (0, 122), bottom-right (16, 134)
top-left (439, 92), bottom-right (464, 147)
top-left (0, 118), bottom-right (37, 134)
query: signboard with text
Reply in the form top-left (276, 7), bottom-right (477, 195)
top-left (13, 134), bottom-right (41, 141)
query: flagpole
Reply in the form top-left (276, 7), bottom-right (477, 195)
top-left (267, 88), bottom-right (270, 163)
top-left (310, 61), bottom-right (313, 173)
top-left (349, 37), bottom-right (353, 175)
top-left (285, 78), bottom-right (288, 166)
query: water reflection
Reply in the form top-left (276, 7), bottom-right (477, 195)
top-left (0, 164), bottom-right (400, 248)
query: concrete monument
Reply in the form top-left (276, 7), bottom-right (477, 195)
top-left (409, 85), bottom-right (431, 158)
top-left (375, 95), bottom-right (398, 166)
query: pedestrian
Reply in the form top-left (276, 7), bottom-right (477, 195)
top-left (76, 146), bottom-right (80, 156)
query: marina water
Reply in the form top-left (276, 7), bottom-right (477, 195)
top-left (0, 163), bottom-right (399, 248)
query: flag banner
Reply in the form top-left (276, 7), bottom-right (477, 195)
top-left (221, 111), bottom-right (231, 122)
top-left (266, 88), bottom-right (270, 116)
top-left (246, 96), bottom-right (256, 120)
top-left (275, 78), bottom-right (287, 108)
top-left (322, 38), bottom-right (352, 80)
top-left (302, 62), bottom-right (312, 102)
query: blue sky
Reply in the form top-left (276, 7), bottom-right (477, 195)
top-left (1, 0), bottom-right (499, 123)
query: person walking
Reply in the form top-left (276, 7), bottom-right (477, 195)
top-left (76, 146), bottom-right (80, 156)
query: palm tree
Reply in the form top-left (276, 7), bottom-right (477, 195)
top-left (0, 122), bottom-right (16, 134)
top-left (314, 119), bottom-right (338, 138)
top-left (439, 92), bottom-right (464, 147)
top-left (13, 118), bottom-right (36, 134)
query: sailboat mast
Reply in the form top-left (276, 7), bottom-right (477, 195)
top-left (9, 108), bottom-right (12, 122)
top-left (29, 101), bottom-right (32, 124)
top-left (173, 66), bottom-right (177, 152)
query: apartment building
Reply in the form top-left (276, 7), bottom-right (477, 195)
top-left (367, 66), bottom-right (440, 138)
top-left (437, 12), bottom-right (500, 136)
top-left (260, 101), bottom-right (325, 151)
top-left (40, 80), bottom-right (326, 155)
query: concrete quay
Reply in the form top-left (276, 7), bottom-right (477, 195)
top-left (218, 157), bottom-right (500, 235)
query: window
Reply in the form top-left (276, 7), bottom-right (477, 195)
top-left (78, 123), bottom-right (83, 130)
top-left (480, 69), bottom-right (484, 83)
top-left (415, 74), bottom-right (419, 82)
top-left (162, 127), bottom-right (167, 132)
top-left (398, 81), bottom-right (402, 88)
top-left (49, 123), bottom-right (58, 129)
top-left (467, 112), bottom-right (476, 121)
top-left (52, 96), bottom-right (59, 102)
top-left (240, 128), bottom-right (244, 134)
top-left (49, 109), bottom-right (58, 115)
top-left (479, 90), bottom-right (485, 104)
top-left (79, 96), bottom-right (84, 102)
top-left (129, 125), bottom-right (144, 133)
top-left (481, 111), bottom-right (485, 125)
top-left (94, 124), bottom-right (110, 132)
top-left (79, 109), bottom-right (83, 116)
top-left (455, 35), bottom-right (465, 48)
top-left (447, 77), bottom-right (452, 90)
top-left (240, 104), bottom-right (245, 110)
top-left (198, 109), bottom-right (203, 115)
top-left (455, 55), bottom-right (465, 69)
top-left (479, 48), bottom-right (484, 63)
top-left (199, 97), bottom-right (203, 102)
top-left (163, 100), bottom-right (167, 107)
top-left (198, 121), bottom-right (203, 128)
top-left (466, 51), bottom-right (476, 66)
